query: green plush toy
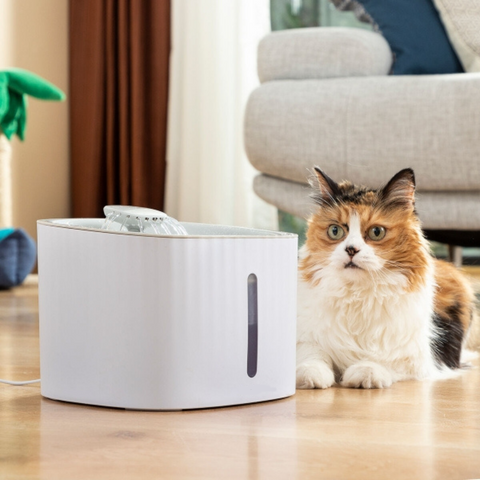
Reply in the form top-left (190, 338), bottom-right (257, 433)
top-left (0, 68), bottom-right (65, 140)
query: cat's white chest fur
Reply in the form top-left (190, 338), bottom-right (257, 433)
top-left (297, 245), bottom-right (438, 386)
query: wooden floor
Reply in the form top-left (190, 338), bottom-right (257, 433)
top-left (1, 275), bottom-right (480, 480)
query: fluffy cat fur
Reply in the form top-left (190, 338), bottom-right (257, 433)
top-left (297, 167), bottom-right (476, 389)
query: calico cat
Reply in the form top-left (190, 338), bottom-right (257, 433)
top-left (297, 167), bottom-right (476, 389)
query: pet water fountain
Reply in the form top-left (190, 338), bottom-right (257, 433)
top-left (37, 207), bottom-right (297, 410)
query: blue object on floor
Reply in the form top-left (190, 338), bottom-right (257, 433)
top-left (0, 228), bottom-right (15, 242)
top-left (350, 0), bottom-right (464, 75)
top-left (0, 228), bottom-right (36, 289)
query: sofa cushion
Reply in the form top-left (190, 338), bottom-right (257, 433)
top-left (253, 174), bottom-right (480, 231)
top-left (245, 74), bottom-right (480, 191)
top-left (258, 28), bottom-right (392, 82)
top-left (331, 0), bottom-right (463, 75)
top-left (433, 0), bottom-right (480, 73)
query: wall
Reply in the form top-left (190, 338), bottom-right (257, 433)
top-left (0, 0), bottom-right (69, 241)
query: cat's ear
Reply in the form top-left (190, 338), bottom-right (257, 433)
top-left (311, 167), bottom-right (341, 205)
top-left (380, 168), bottom-right (416, 209)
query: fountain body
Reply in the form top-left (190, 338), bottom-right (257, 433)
top-left (37, 213), bottom-right (297, 410)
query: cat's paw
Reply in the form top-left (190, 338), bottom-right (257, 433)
top-left (341, 362), bottom-right (393, 389)
top-left (296, 362), bottom-right (335, 389)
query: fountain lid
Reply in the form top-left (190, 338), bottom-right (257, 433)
top-left (102, 205), bottom-right (187, 235)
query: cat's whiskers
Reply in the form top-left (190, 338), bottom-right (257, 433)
top-left (365, 268), bottom-right (381, 288)
top-left (383, 260), bottom-right (426, 270)
top-left (370, 269), bottom-right (394, 286)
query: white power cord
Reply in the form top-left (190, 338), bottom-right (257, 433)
top-left (0, 378), bottom-right (41, 385)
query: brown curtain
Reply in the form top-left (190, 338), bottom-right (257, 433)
top-left (69, 0), bottom-right (170, 217)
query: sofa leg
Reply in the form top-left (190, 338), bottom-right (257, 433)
top-left (448, 245), bottom-right (463, 268)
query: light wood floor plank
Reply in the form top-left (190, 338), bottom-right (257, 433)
top-left (1, 276), bottom-right (480, 479)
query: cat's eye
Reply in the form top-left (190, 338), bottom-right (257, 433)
top-left (368, 226), bottom-right (386, 241)
top-left (327, 225), bottom-right (345, 240)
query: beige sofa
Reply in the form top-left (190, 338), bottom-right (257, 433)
top-left (245, 27), bottom-right (480, 247)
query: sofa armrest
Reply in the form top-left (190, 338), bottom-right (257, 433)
top-left (258, 27), bottom-right (393, 82)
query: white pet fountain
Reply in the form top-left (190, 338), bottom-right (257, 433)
top-left (37, 207), bottom-right (297, 410)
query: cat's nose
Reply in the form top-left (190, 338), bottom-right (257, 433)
top-left (345, 246), bottom-right (359, 257)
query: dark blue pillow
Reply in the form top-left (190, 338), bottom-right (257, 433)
top-left (334, 0), bottom-right (464, 75)
top-left (0, 228), bottom-right (36, 289)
